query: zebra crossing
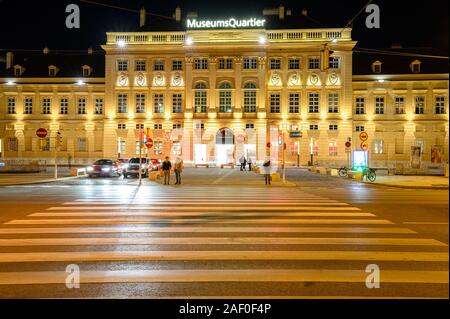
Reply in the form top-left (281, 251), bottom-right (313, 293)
top-left (0, 187), bottom-right (447, 298)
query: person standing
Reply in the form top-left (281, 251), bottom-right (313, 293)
top-left (239, 155), bottom-right (245, 171)
top-left (247, 157), bottom-right (253, 172)
top-left (243, 156), bottom-right (247, 171)
top-left (174, 157), bottom-right (184, 185)
top-left (162, 156), bottom-right (172, 185)
top-left (262, 158), bottom-right (272, 185)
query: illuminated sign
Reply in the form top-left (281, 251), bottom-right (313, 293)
top-left (187, 18), bottom-right (266, 29)
top-left (352, 150), bottom-right (369, 172)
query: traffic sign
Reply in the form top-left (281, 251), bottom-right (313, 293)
top-left (36, 128), bottom-right (48, 138)
top-left (266, 142), bottom-right (271, 148)
top-left (359, 132), bottom-right (369, 142)
top-left (145, 138), bottom-right (154, 149)
top-left (289, 131), bottom-right (303, 138)
top-left (345, 141), bottom-right (352, 148)
top-left (361, 141), bottom-right (369, 151)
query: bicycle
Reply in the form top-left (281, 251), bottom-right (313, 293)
top-left (362, 167), bottom-right (377, 182)
top-left (338, 166), bottom-right (349, 178)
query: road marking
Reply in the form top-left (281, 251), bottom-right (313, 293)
top-left (5, 218), bottom-right (393, 225)
top-left (0, 237), bottom-right (445, 247)
top-left (61, 202), bottom-right (350, 206)
top-left (47, 206), bottom-right (361, 211)
top-left (0, 226), bottom-right (416, 234)
top-left (0, 251), bottom-right (446, 263)
top-left (29, 212), bottom-right (375, 218)
top-left (404, 222), bottom-right (449, 225)
top-left (0, 269), bottom-right (447, 285)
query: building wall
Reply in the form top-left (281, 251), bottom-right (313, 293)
top-left (0, 28), bottom-right (448, 169)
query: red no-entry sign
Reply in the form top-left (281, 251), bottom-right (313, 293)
top-left (145, 138), bottom-right (154, 149)
top-left (36, 128), bottom-right (48, 138)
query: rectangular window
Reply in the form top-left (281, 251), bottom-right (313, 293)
top-left (415, 96), bottom-right (425, 114)
top-left (218, 58), bottom-right (233, 70)
top-left (193, 58), bottom-right (208, 70)
top-left (7, 97), bottom-right (16, 114)
top-left (153, 94), bottom-right (164, 113)
top-left (329, 124), bottom-right (338, 131)
top-left (329, 141), bottom-right (338, 156)
top-left (355, 125), bottom-right (365, 132)
top-left (154, 124), bottom-right (163, 130)
top-left (153, 60), bottom-right (165, 71)
top-left (117, 124), bottom-right (126, 130)
top-left (172, 94), bottom-right (183, 113)
top-left (117, 94), bottom-right (128, 113)
top-left (308, 57), bottom-right (320, 69)
top-left (7, 137), bottom-right (18, 151)
top-left (375, 97), bottom-right (385, 114)
top-left (195, 123), bottom-right (205, 129)
top-left (395, 96), bottom-right (405, 114)
top-left (243, 57), bottom-right (258, 69)
top-left (289, 93), bottom-right (300, 113)
top-left (269, 58), bottom-right (281, 70)
top-left (312, 140), bottom-right (319, 156)
top-left (77, 97), bottom-right (87, 115)
top-left (78, 137), bottom-right (87, 152)
top-left (95, 98), bottom-right (104, 115)
top-left (309, 124), bottom-right (319, 131)
top-left (308, 93), bottom-right (320, 113)
top-left (172, 141), bottom-right (181, 156)
top-left (173, 123), bottom-right (182, 130)
top-left (41, 137), bottom-right (51, 152)
top-left (42, 98), bottom-right (52, 114)
top-left (154, 141), bottom-right (163, 155)
top-left (24, 97), bottom-right (33, 114)
top-left (328, 93), bottom-right (339, 113)
top-left (219, 91), bottom-right (232, 113)
top-left (243, 91), bottom-right (257, 113)
top-left (435, 96), bottom-right (446, 114)
top-left (135, 60), bottom-right (147, 72)
top-left (117, 138), bottom-right (126, 155)
top-left (246, 123), bottom-right (255, 129)
top-left (172, 60), bottom-right (183, 71)
top-left (374, 140), bottom-right (385, 154)
top-left (117, 60), bottom-right (128, 72)
top-left (329, 57), bottom-right (340, 69)
top-left (135, 94), bottom-right (146, 113)
top-left (355, 97), bottom-right (365, 114)
top-left (136, 124), bottom-right (144, 130)
top-left (288, 58), bottom-right (300, 70)
top-left (194, 90), bottom-right (207, 113)
top-left (60, 98), bottom-right (69, 114)
top-left (269, 93), bottom-right (281, 113)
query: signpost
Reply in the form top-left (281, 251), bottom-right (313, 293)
top-left (145, 138), bottom-right (154, 149)
top-left (345, 139), bottom-right (352, 168)
top-left (36, 128), bottom-right (58, 179)
top-left (36, 128), bottom-right (48, 138)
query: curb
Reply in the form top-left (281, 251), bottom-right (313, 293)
top-left (360, 181), bottom-right (449, 190)
top-left (0, 175), bottom-right (86, 187)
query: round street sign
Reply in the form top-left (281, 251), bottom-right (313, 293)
top-left (36, 128), bottom-right (48, 138)
top-left (145, 138), bottom-right (154, 149)
top-left (345, 141), bottom-right (352, 148)
top-left (359, 132), bottom-right (369, 142)
top-left (361, 141), bottom-right (369, 151)
top-left (266, 142), bottom-right (271, 148)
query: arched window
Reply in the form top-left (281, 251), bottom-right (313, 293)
top-left (243, 81), bottom-right (257, 113)
top-left (194, 82), bottom-right (207, 113)
top-left (219, 82), bottom-right (233, 113)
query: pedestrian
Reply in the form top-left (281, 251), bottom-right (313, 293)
top-left (262, 158), bottom-right (272, 185)
top-left (162, 156), bottom-right (172, 185)
top-left (174, 157), bottom-right (184, 185)
top-left (248, 157), bottom-right (253, 172)
top-left (239, 155), bottom-right (245, 171)
top-left (243, 156), bottom-right (247, 171)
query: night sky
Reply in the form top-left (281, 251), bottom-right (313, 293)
top-left (0, 0), bottom-right (448, 53)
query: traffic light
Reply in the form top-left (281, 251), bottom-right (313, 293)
top-left (278, 133), bottom-right (283, 146)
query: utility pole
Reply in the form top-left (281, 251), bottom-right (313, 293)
top-left (54, 134), bottom-right (59, 180)
top-left (138, 128), bottom-right (143, 186)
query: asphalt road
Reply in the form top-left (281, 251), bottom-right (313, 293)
top-left (0, 168), bottom-right (447, 298)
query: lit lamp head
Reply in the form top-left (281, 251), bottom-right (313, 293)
top-left (258, 35), bottom-right (267, 44)
top-left (185, 37), bottom-right (193, 45)
top-left (117, 40), bottom-right (127, 48)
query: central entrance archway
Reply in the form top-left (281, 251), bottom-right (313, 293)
top-left (215, 128), bottom-right (235, 165)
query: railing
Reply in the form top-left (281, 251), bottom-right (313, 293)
top-left (107, 28), bottom-right (352, 46)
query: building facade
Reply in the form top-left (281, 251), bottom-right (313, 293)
top-left (0, 7), bottom-right (448, 168)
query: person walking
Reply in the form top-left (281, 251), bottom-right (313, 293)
top-left (174, 157), bottom-right (184, 185)
top-left (162, 156), bottom-right (172, 185)
top-left (239, 155), bottom-right (245, 171)
top-left (247, 157), bottom-right (253, 172)
top-left (243, 156), bottom-right (247, 171)
top-left (262, 158), bottom-right (272, 185)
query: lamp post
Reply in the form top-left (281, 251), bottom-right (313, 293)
top-left (280, 123), bottom-right (289, 183)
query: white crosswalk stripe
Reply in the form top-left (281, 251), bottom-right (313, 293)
top-left (0, 187), bottom-right (447, 298)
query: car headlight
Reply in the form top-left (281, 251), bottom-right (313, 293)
top-left (87, 166), bottom-right (94, 172)
top-left (122, 164), bottom-right (129, 169)
top-left (141, 164), bottom-right (146, 169)
top-left (102, 167), bottom-right (111, 172)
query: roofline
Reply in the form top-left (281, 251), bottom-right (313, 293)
top-left (353, 73), bottom-right (449, 81)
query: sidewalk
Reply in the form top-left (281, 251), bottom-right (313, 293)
top-left (364, 175), bottom-right (449, 189)
top-left (0, 167), bottom-right (81, 186)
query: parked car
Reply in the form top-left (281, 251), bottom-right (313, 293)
top-left (122, 158), bottom-right (151, 178)
top-left (86, 159), bottom-right (121, 178)
top-left (149, 158), bottom-right (162, 171)
top-left (116, 158), bottom-right (129, 175)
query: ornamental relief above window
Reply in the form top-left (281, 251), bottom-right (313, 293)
top-left (117, 72), bottom-right (129, 87)
top-left (268, 71), bottom-right (282, 87)
top-left (288, 72), bottom-right (301, 86)
top-left (153, 72), bottom-right (166, 87)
